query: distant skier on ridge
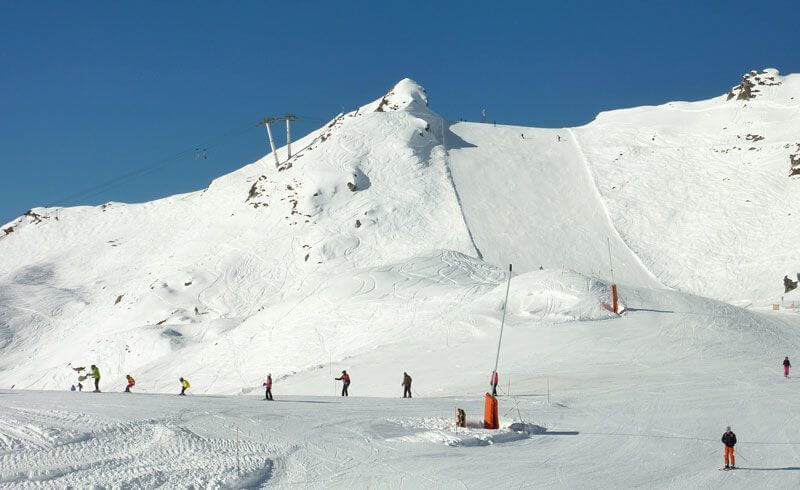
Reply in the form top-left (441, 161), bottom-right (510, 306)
top-left (402, 372), bottom-right (412, 398)
top-left (721, 426), bottom-right (737, 470)
top-left (784, 356), bottom-right (791, 378)
top-left (490, 371), bottom-right (499, 397)
top-left (335, 370), bottom-right (350, 397)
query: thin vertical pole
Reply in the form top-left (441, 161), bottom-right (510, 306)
top-left (441, 119), bottom-right (447, 156)
top-left (235, 425), bottom-right (241, 476)
top-left (265, 123), bottom-right (280, 167)
top-left (493, 264), bottom-right (513, 375)
top-left (606, 238), bottom-right (619, 314)
top-left (286, 119), bottom-right (292, 160)
top-left (547, 377), bottom-right (550, 405)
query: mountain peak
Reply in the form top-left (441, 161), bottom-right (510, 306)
top-left (726, 68), bottom-right (782, 101)
top-left (375, 78), bottom-right (428, 112)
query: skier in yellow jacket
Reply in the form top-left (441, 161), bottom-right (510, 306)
top-left (179, 377), bottom-right (190, 396)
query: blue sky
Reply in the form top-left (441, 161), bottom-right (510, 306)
top-left (1, 0), bottom-right (797, 225)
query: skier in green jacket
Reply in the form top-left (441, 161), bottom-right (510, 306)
top-left (88, 365), bottom-right (101, 392)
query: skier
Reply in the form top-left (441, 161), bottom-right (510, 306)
top-left (721, 426), bottom-right (737, 469)
top-left (125, 374), bottom-right (136, 393)
top-left (490, 371), bottom-right (499, 397)
top-left (335, 370), bottom-right (350, 397)
top-left (88, 365), bottom-right (101, 392)
top-left (263, 374), bottom-right (273, 400)
top-left (70, 385), bottom-right (76, 392)
top-left (77, 381), bottom-right (83, 392)
top-left (402, 372), bottom-right (412, 398)
top-left (784, 356), bottom-right (792, 377)
top-left (179, 377), bottom-right (190, 396)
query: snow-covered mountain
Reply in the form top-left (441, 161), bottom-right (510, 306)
top-left (1, 71), bottom-right (799, 395)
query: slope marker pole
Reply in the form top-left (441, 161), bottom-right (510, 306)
top-left (606, 238), bottom-right (619, 314)
top-left (493, 264), bottom-right (513, 376)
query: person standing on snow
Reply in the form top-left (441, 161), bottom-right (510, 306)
top-left (124, 375), bottom-right (136, 393)
top-left (263, 374), bottom-right (273, 400)
top-left (490, 371), bottom-right (499, 397)
top-left (784, 357), bottom-right (791, 378)
top-left (88, 365), bottom-right (101, 392)
top-left (179, 377), bottom-right (190, 396)
top-left (721, 426), bottom-right (737, 469)
top-left (335, 370), bottom-right (350, 397)
top-left (402, 372), bottom-right (413, 398)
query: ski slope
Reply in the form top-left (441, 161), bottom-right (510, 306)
top-left (446, 122), bottom-right (662, 288)
top-left (1, 70), bottom-right (800, 486)
top-left (575, 68), bottom-right (800, 303)
top-left (2, 289), bottom-right (800, 488)
top-left (1, 71), bottom-right (799, 392)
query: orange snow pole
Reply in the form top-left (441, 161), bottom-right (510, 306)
top-left (606, 238), bottom-right (619, 314)
top-left (611, 283), bottom-right (618, 314)
top-left (484, 393), bottom-right (499, 429)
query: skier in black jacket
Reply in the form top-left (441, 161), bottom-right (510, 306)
top-left (784, 356), bottom-right (791, 378)
top-left (721, 427), bottom-right (736, 469)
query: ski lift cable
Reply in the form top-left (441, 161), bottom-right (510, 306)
top-left (49, 122), bottom-right (262, 207)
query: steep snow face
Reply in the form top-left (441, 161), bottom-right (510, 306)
top-left (575, 69), bottom-right (800, 302)
top-left (445, 69), bottom-right (800, 302)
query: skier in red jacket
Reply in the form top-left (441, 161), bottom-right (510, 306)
top-left (335, 370), bottom-right (351, 397)
top-left (263, 374), bottom-right (273, 400)
top-left (490, 371), bottom-right (499, 396)
top-left (124, 375), bottom-right (135, 393)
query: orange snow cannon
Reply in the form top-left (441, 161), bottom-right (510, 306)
top-left (484, 393), bottom-right (499, 429)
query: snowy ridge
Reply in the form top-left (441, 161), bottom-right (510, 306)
top-left (1, 73), bottom-right (800, 397)
top-left (2, 73), bottom-right (800, 488)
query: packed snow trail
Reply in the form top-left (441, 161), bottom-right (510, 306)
top-left (446, 122), bottom-right (662, 288)
top-left (3, 336), bottom-right (800, 490)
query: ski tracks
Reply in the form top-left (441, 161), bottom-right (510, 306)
top-left (567, 128), bottom-right (664, 289)
top-left (0, 406), bottom-right (275, 488)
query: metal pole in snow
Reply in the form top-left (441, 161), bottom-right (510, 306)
top-left (606, 237), bottom-right (615, 284)
top-left (547, 376), bottom-right (550, 405)
top-left (265, 123), bottom-right (280, 167)
top-left (606, 238), bottom-right (619, 314)
top-left (286, 118), bottom-right (292, 160)
top-left (493, 264), bottom-right (513, 375)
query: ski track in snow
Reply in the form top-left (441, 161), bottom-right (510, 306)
top-left (1, 74), bottom-right (800, 486)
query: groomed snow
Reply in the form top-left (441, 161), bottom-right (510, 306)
top-left (1, 73), bottom-right (800, 487)
top-left (2, 291), bottom-right (800, 487)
